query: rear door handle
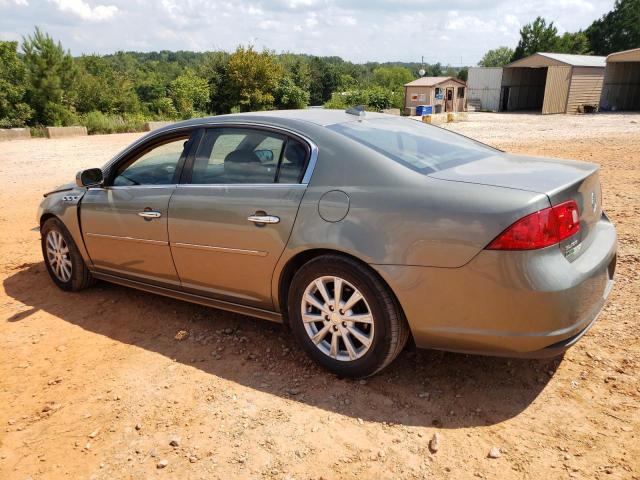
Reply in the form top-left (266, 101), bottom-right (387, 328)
top-left (138, 211), bottom-right (162, 219)
top-left (247, 215), bottom-right (280, 224)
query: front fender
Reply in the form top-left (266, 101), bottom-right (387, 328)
top-left (37, 186), bottom-right (92, 265)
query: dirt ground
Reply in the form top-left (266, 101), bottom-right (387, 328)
top-left (1, 112), bottom-right (639, 480)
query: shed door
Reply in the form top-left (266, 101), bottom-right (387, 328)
top-left (542, 66), bottom-right (571, 114)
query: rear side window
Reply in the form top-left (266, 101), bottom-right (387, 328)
top-left (328, 118), bottom-right (497, 173)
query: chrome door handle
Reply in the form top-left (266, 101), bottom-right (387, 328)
top-left (138, 211), bottom-right (162, 219)
top-left (247, 215), bottom-right (280, 224)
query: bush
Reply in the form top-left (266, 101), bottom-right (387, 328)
top-left (79, 111), bottom-right (149, 135)
top-left (323, 87), bottom-right (397, 111)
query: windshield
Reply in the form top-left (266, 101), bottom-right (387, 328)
top-left (328, 117), bottom-right (498, 173)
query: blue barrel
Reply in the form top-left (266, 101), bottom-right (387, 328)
top-left (416, 105), bottom-right (433, 116)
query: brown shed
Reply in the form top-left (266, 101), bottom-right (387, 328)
top-left (502, 53), bottom-right (606, 114)
top-left (403, 77), bottom-right (467, 115)
top-left (600, 48), bottom-right (640, 111)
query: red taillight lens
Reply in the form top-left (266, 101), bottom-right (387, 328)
top-left (487, 200), bottom-right (580, 250)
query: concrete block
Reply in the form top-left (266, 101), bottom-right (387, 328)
top-left (456, 112), bottom-right (469, 121)
top-left (0, 128), bottom-right (31, 141)
top-left (382, 108), bottom-right (401, 116)
top-left (144, 121), bottom-right (174, 131)
top-left (419, 113), bottom-right (449, 124)
top-left (45, 126), bottom-right (87, 139)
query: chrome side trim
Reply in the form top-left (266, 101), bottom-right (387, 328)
top-left (176, 183), bottom-right (307, 189)
top-left (172, 242), bottom-right (267, 257)
top-left (85, 232), bottom-right (168, 246)
top-left (90, 271), bottom-right (283, 323)
top-left (89, 185), bottom-right (177, 190)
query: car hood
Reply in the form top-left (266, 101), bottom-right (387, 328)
top-left (43, 182), bottom-right (76, 197)
top-left (427, 153), bottom-right (598, 200)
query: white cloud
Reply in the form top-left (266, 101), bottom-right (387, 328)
top-left (0, 0), bottom-right (29, 6)
top-left (48, 0), bottom-right (118, 21)
top-left (0, 0), bottom-right (617, 64)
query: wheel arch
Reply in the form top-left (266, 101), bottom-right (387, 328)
top-left (275, 248), bottom-right (408, 332)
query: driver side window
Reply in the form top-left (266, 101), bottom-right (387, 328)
top-left (113, 136), bottom-right (189, 186)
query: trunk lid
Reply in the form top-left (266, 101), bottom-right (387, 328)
top-left (428, 153), bottom-right (602, 260)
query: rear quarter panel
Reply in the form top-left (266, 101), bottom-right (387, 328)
top-left (271, 127), bottom-right (550, 310)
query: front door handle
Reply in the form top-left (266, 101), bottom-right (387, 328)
top-left (247, 214), bottom-right (280, 224)
top-left (138, 211), bottom-right (162, 219)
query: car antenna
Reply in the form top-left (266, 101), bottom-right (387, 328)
top-left (345, 105), bottom-right (366, 120)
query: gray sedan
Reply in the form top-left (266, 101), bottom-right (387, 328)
top-left (37, 109), bottom-right (617, 377)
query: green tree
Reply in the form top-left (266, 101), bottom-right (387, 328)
top-left (555, 31), bottom-right (591, 54)
top-left (308, 57), bottom-right (342, 105)
top-left (512, 17), bottom-right (559, 61)
top-left (197, 51), bottom-right (229, 114)
top-left (371, 66), bottom-right (413, 89)
top-left (478, 46), bottom-right (514, 67)
top-left (22, 27), bottom-right (77, 125)
top-left (73, 55), bottom-right (140, 115)
top-left (456, 67), bottom-right (468, 82)
top-left (274, 76), bottom-right (309, 109)
top-left (169, 70), bottom-right (209, 118)
top-left (0, 41), bottom-right (31, 127)
top-left (586, 0), bottom-right (640, 55)
top-left (221, 46), bottom-right (283, 112)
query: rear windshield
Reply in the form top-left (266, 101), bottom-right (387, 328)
top-left (328, 117), bottom-right (497, 173)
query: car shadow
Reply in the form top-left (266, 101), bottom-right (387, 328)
top-left (3, 262), bottom-right (560, 428)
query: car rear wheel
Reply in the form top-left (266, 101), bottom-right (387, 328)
top-left (288, 255), bottom-right (409, 378)
top-left (41, 217), bottom-right (94, 291)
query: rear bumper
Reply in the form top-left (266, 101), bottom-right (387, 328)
top-left (374, 213), bottom-right (617, 357)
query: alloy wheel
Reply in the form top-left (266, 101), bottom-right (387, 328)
top-left (46, 230), bottom-right (72, 282)
top-left (300, 276), bottom-right (374, 361)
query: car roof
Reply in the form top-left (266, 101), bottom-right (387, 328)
top-left (161, 109), bottom-right (392, 131)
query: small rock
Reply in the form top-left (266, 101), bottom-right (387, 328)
top-left (169, 435), bottom-right (181, 447)
top-left (418, 392), bottom-right (430, 399)
top-left (429, 432), bottom-right (440, 453)
top-left (189, 455), bottom-right (198, 463)
top-left (135, 423), bottom-right (142, 431)
top-left (488, 447), bottom-right (501, 459)
top-left (287, 388), bottom-right (300, 396)
top-left (88, 429), bottom-right (100, 438)
top-left (157, 459), bottom-right (168, 469)
top-left (174, 330), bottom-right (189, 341)
top-left (42, 405), bottom-right (52, 413)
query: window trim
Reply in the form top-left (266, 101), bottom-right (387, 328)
top-left (182, 124), bottom-right (316, 186)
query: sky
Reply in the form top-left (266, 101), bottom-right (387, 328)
top-left (0, 0), bottom-right (616, 65)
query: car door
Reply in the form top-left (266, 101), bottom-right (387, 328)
top-left (80, 129), bottom-right (197, 287)
top-left (168, 126), bottom-right (313, 308)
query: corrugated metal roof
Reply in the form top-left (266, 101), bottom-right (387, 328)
top-left (607, 48), bottom-right (640, 63)
top-left (404, 76), bottom-right (465, 87)
top-left (538, 52), bottom-right (606, 67)
top-left (507, 52), bottom-right (606, 68)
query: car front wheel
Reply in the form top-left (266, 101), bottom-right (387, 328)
top-left (288, 255), bottom-right (409, 378)
top-left (41, 217), bottom-right (94, 291)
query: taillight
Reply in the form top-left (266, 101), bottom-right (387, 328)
top-left (486, 200), bottom-right (580, 250)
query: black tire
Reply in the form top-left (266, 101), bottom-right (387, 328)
top-left (41, 217), bottom-right (95, 291)
top-left (288, 254), bottom-right (409, 378)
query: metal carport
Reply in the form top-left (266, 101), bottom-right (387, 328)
top-left (600, 48), bottom-right (640, 111)
top-left (502, 53), bottom-right (606, 114)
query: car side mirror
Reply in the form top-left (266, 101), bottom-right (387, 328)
top-left (76, 168), bottom-right (104, 187)
top-left (254, 149), bottom-right (274, 163)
